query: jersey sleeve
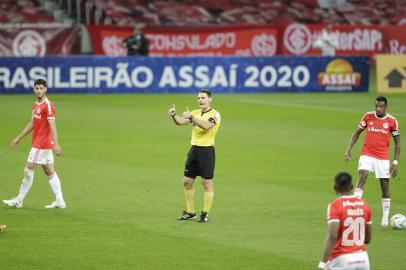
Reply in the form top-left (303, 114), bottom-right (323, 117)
top-left (391, 118), bottom-right (400, 137)
top-left (209, 111), bottom-right (221, 125)
top-left (359, 113), bottom-right (368, 129)
top-left (327, 202), bottom-right (340, 223)
top-left (364, 202), bottom-right (373, 225)
top-left (46, 102), bottom-right (56, 120)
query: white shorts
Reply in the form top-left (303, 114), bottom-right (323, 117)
top-left (327, 251), bottom-right (370, 270)
top-left (358, 155), bottom-right (390, 179)
top-left (27, 148), bottom-right (54, 165)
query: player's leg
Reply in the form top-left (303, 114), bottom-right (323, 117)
top-left (178, 147), bottom-right (198, 220)
top-left (197, 146), bottom-right (215, 223)
top-left (199, 178), bottom-right (214, 223)
top-left (354, 170), bottom-right (368, 198)
top-left (178, 176), bottom-right (197, 220)
top-left (355, 156), bottom-right (373, 198)
top-left (379, 178), bottom-right (390, 227)
top-left (181, 176), bottom-right (196, 216)
top-left (42, 163), bottom-right (66, 209)
top-left (15, 162), bottom-right (37, 202)
top-left (376, 159), bottom-right (391, 227)
top-left (0, 224), bottom-right (6, 231)
top-left (3, 149), bottom-right (38, 208)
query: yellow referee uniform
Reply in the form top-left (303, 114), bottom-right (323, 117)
top-left (190, 109), bottom-right (221, 146)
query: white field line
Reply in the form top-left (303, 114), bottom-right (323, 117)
top-left (240, 99), bottom-right (406, 117)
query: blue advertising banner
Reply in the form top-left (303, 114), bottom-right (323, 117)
top-left (0, 56), bottom-right (369, 93)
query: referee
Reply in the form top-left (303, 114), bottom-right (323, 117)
top-left (168, 89), bottom-right (221, 223)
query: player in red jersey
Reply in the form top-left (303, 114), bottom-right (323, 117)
top-left (318, 172), bottom-right (372, 270)
top-left (3, 79), bottom-right (67, 209)
top-left (344, 96), bottom-right (400, 227)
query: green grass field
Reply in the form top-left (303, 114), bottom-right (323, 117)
top-left (0, 93), bottom-right (405, 269)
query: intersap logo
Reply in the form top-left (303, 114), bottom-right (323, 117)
top-left (318, 59), bottom-right (361, 91)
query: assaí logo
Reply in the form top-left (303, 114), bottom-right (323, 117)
top-left (318, 59), bottom-right (361, 91)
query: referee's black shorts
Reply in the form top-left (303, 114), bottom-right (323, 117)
top-left (184, 145), bottom-right (215, 179)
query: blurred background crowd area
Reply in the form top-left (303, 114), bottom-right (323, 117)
top-left (1, 0), bottom-right (405, 26)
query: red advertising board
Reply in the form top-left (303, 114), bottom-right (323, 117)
top-left (0, 27), bottom-right (78, 56)
top-left (87, 25), bottom-right (278, 56)
top-left (282, 23), bottom-right (384, 56)
top-left (381, 25), bottom-right (406, 54)
top-left (87, 24), bottom-right (406, 56)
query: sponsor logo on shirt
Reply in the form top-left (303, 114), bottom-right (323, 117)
top-left (343, 200), bottom-right (364, 207)
top-left (368, 126), bottom-right (388, 134)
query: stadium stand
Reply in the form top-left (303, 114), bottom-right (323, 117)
top-left (0, 0), bottom-right (56, 23)
top-left (0, 0), bottom-right (73, 24)
top-left (3, 0), bottom-right (404, 26)
top-left (75, 0), bottom-right (406, 26)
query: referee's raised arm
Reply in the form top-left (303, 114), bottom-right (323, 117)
top-left (168, 104), bottom-right (191, 126)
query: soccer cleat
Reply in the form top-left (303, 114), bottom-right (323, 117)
top-left (3, 198), bottom-right (23, 208)
top-left (381, 219), bottom-right (389, 228)
top-left (197, 211), bottom-right (209, 223)
top-left (0, 224), bottom-right (6, 231)
top-left (45, 200), bottom-right (67, 209)
top-left (177, 210), bottom-right (196, 220)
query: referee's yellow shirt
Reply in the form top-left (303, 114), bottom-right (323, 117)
top-left (190, 108), bottom-right (221, 146)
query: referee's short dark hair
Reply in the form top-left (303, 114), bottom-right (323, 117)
top-left (34, 79), bottom-right (47, 88)
top-left (199, 89), bottom-right (212, 97)
top-left (334, 172), bottom-right (353, 192)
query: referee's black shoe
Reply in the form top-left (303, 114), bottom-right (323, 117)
top-left (197, 211), bottom-right (209, 223)
top-left (177, 210), bottom-right (196, 220)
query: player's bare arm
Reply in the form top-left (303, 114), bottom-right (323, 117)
top-left (365, 223), bottom-right (372, 244)
top-left (344, 127), bottom-right (364, 161)
top-left (319, 222), bottom-right (339, 269)
top-left (169, 104), bottom-right (191, 126)
top-left (11, 119), bottom-right (34, 149)
top-left (390, 135), bottom-right (401, 177)
top-left (48, 119), bottom-right (62, 156)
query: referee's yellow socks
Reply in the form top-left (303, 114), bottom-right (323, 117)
top-left (184, 189), bottom-right (195, 213)
top-left (203, 191), bottom-right (214, 213)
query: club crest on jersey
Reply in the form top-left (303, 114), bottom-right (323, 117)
top-left (32, 108), bottom-right (42, 119)
top-left (368, 121), bottom-right (373, 126)
top-left (383, 123), bottom-right (389, 129)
